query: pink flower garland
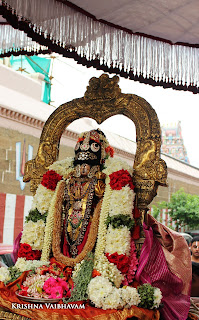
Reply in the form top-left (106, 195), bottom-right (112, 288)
top-left (123, 238), bottom-right (138, 285)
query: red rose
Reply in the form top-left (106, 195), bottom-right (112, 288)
top-left (18, 243), bottom-right (32, 258)
top-left (117, 261), bottom-right (129, 274)
top-left (109, 169), bottom-right (135, 190)
top-left (19, 285), bottom-right (29, 296)
top-left (41, 170), bottom-right (62, 191)
top-left (34, 250), bottom-right (42, 260)
top-left (19, 243), bottom-right (32, 252)
top-left (105, 252), bottom-right (118, 264)
top-left (17, 243), bottom-right (41, 260)
top-left (105, 145), bottom-right (114, 158)
top-left (25, 252), bottom-right (35, 260)
top-left (106, 252), bottom-right (129, 274)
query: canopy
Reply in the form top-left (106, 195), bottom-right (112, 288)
top-left (1, 0), bottom-right (199, 93)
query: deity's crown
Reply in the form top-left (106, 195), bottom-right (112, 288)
top-left (77, 129), bottom-right (114, 161)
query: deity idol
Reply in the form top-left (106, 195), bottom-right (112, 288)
top-left (51, 129), bottom-right (110, 266)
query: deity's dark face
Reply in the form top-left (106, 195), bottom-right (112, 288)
top-left (73, 130), bottom-right (102, 168)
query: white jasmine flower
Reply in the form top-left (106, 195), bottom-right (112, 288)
top-left (105, 225), bottom-right (131, 255)
top-left (120, 286), bottom-right (141, 307)
top-left (31, 185), bottom-right (54, 214)
top-left (153, 288), bottom-right (162, 308)
top-left (103, 288), bottom-right (122, 310)
top-left (109, 186), bottom-right (135, 217)
top-left (15, 258), bottom-right (49, 272)
top-left (0, 267), bottom-right (11, 283)
top-left (87, 276), bottom-right (113, 308)
top-left (21, 220), bottom-right (45, 250)
top-left (103, 158), bottom-right (133, 176)
top-left (49, 157), bottom-right (74, 178)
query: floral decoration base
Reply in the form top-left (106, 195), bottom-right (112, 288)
top-left (15, 291), bottom-right (61, 304)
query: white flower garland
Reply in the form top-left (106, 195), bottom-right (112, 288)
top-left (109, 186), bottom-right (135, 217)
top-left (105, 225), bottom-right (131, 255)
top-left (19, 158), bottom-right (74, 263)
top-left (87, 276), bottom-right (162, 310)
top-left (0, 267), bottom-right (11, 282)
top-left (21, 220), bottom-right (45, 250)
top-left (15, 258), bottom-right (49, 273)
top-left (49, 157), bottom-right (74, 179)
top-left (153, 288), bottom-right (163, 309)
top-left (94, 176), bottom-right (112, 261)
top-left (87, 276), bottom-right (141, 310)
top-left (41, 180), bottom-right (64, 261)
top-left (94, 255), bottom-right (123, 288)
top-left (31, 184), bottom-right (54, 215)
top-left (103, 157), bottom-right (133, 176)
top-left (93, 158), bottom-right (135, 290)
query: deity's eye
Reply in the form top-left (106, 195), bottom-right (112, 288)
top-left (75, 142), bottom-right (80, 151)
top-left (91, 142), bottom-right (100, 152)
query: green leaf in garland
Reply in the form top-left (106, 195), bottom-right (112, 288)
top-left (63, 252), bottom-right (94, 303)
top-left (5, 266), bottom-right (23, 285)
top-left (105, 214), bottom-right (134, 230)
top-left (138, 283), bottom-right (155, 309)
top-left (25, 209), bottom-right (48, 223)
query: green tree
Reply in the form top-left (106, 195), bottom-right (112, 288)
top-left (152, 188), bottom-right (199, 231)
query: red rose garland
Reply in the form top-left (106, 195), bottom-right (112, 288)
top-left (105, 252), bottom-right (130, 274)
top-left (18, 243), bottom-right (41, 260)
top-left (109, 169), bottom-right (135, 190)
top-left (41, 170), bottom-right (62, 191)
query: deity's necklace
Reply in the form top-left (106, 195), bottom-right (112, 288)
top-left (63, 176), bottom-right (97, 258)
top-left (68, 178), bottom-right (94, 201)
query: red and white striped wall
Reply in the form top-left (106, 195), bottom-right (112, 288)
top-left (149, 207), bottom-right (186, 232)
top-left (0, 193), bottom-right (33, 245)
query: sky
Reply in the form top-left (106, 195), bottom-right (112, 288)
top-left (50, 55), bottom-right (199, 168)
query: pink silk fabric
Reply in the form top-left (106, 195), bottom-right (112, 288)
top-left (11, 231), bottom-right (22, 263)
top-left (136, 214), bottom-right (192, 320)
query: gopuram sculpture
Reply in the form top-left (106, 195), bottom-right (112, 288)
top-left (0, 74), bottom-right (192, 320)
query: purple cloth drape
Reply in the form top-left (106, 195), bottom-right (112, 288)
top-left (136, 222), bottom-right (191, 320)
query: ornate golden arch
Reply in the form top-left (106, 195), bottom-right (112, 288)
top-left (24, 74), bottom-right (167, 212)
